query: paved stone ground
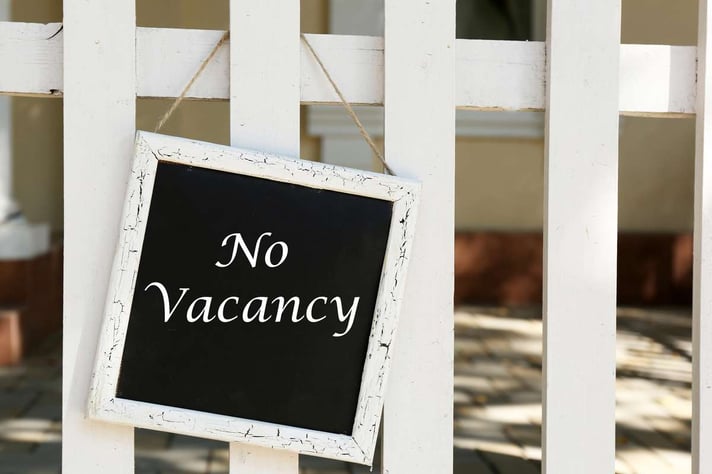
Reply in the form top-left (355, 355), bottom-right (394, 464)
top-left (453, 306), bottom-right (692, 474)
top-left (0, 306), bottom-right (693, 473)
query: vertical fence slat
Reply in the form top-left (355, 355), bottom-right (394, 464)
top-left (229, 445), bottom-right (297, 473)
top-left (543, 1), bottom-right (620, 473)
top-left (694, 2), bottom-right (712, 472)
top-left (229, 0), bottom-right (300, 156)
top-left (381, 0), bottom-right (455, 472)
top-left (62, 1), bottom-right (136, 472)
top-left (228, 0), bottom-right (300, 472)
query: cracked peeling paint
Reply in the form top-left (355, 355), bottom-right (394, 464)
top-left (87, 131), bottom-right (420, 466)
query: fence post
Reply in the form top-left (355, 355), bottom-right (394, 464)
top-left (227, 0), bottom-right (300, 472)
top-left (543, 0), bottom-right (620, 473)
top-left (62, 1), bottom-right (136, 472)
top-left (694, 1), bottom-right (712, 472)
top-left (382, 0), bottom-right (456, 472)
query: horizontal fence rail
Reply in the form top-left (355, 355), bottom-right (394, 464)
top-left (0, 22), bottom-right (697, 116)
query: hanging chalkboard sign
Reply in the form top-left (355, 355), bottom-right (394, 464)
top-left (88, 132), bottom-right (419, 465)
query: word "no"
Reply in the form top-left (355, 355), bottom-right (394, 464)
top-left (215, 232), bottom-right (288, 269)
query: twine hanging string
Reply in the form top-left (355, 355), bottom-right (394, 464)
top-left (153, 31), bottom-right (393, 176)
top-left (154, 31), bottom-right (230, 132)
top-left (300, 34), bottom-right (393, 175)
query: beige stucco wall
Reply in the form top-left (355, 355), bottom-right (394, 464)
top-left (455, 138), bottom-right (544, 231)
top-left (616, 1), bottom-right (697, 233)
top-left (10, 1), bottom-right (63, 232)
top-left (455, 116), bottom-right (696, 232)
top-left (622, 0), bottom-right (697, 46)
top-left (7, 0), bottom-right (700, 233)
top-left (456, 0), bottom-right (698, 232)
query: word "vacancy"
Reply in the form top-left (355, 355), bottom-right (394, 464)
top-left (143, 232), bottom-right (361, 338)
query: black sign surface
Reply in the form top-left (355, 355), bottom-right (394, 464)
top-left (115, 161), bottom-right (393, 435)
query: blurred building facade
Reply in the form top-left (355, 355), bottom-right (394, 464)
top-left (4, 0), bottom-right (700, 306)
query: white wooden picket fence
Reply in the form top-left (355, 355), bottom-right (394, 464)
top-left (1, 0), bottom-right (711, 472)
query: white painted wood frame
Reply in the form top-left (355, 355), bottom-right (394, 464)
top-left (62, 0), bottom-right (135, 472)
top-left (694, 2), bottom-right (712, 473)
top-left (228, 1), bottom-right (300, 471)
top-left (0, 22), bottom-right (697, 117)
top-left (543, 0), bottom-right (620, 473)
top-left (87, 132), bottom-right (420, 466)
top-left (382, 0), bottom-right (455, 473)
